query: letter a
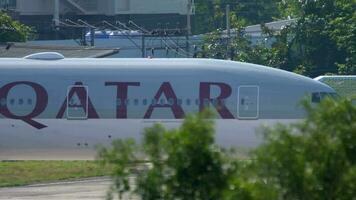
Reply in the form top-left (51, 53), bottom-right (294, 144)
top-left (56, 82), bottom-right (99, 118)
top-left (144, 82), bottom-right (185, 119)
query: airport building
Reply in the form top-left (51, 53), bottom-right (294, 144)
top-left (0, 0), bottom-right (194, 39)
top-left (4, 0), bottom-right (191, 16)
top-left (0, 0), bottom-right (16, 9)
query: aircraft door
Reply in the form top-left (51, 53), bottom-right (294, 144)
top-left (238, 86), bottom-right (259, 119)
top-left (66, 85), bottom-right (89, 120)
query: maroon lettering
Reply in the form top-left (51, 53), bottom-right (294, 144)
top-left (199, 82), bottom-right (234, 119)
top-left (105, 82), bottom-right (140, 119)
top-left (144, 82), bottom-right (185, 119)
top-left (0, 81), bottom-right (48, 129)
top-left (56, 82), bottom-right (99, 118)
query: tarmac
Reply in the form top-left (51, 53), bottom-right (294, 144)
top-left (0, 177), bottom-right (139, 200)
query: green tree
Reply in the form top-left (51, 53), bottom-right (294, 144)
top-left (328, 0), bottom-right (356, 74)
top-left (160, 112), bottom-right (230, 200)
top-left (98, 111), bottom-right (238, 200)
top-left (235, 0), bottom-right (281, 25)
top-left (273, 0), bottom-right (352, 76)
top-left (277, 0), bottom-right (304, 19)
top-left (267, 0), bottom-right (356, 76)
top-left (199, 0), bottom-right (356, 77)
top-left (98, 99), bottom-right (356, 200)
top-left (193, 0), bottom-right (282, 34)
top-left (198, 16), bottom-right (278, 67)
top-left (97, 139), bottom-right (138, 199)
top-left (0, 12), bottom-right (33, 42)
top-left (249, 98), bottom-right (356, 199)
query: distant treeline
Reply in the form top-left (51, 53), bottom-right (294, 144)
top-left (196, 0), bottom-right (355, 77)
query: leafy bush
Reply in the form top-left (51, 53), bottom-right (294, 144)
top-left (0, 12), bottom-right (33, 42)
top-left (98, 99), bottom-right (356, 200)
top-left (98, 111), bottom-right (238, 200)
top-left (250, 98), bottom-right (356, 199)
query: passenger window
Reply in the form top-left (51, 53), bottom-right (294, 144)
top-left (168, 98), bottom-right (174, 105)
top-left (195, 99), bottom-right (200, 106)
top-left (69, 99), bottom-right (76, 106)
top-left (10, 99), bottom-right (15, 105)
top-left (160, 99), bottom-right (166, 105)
top-left (125, 99), bottom-right (130, 106)
top-left (211, 99), bottom-right (218, 106)
top-left (117, 99), bottom-right (122, 106)
top-left (143, 99), bottom-right (148, 106)
top-left (134, 99), bottom-right (139, 106)
top-left (177, 99), bottom-right (182, 106)
top-left (18, 99), bottom-right (24, 105)
top-left (151, 99), bottom-right (157, 105)
top-left (186, 99), bottom-right (191, 106)
top-left (27, 99), bottom-right (33, 105)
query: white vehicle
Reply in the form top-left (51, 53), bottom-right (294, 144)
top-left (0, 53), bottom-right (336, 160)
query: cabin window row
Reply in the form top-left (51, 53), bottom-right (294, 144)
top-left (0, 98), bottom-right (33, 106)
top-left (115, 98), bottom-right (227, 107)
top-left (0, 98), bottom-right (228, 107)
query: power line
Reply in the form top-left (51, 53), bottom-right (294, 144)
top-left (102, 20), bottom-right (141, 49)
top-left (65, 19), bottom-right (86, 28)
top-left (77, 19), bottom-right (96, 29)
top-left (128, 20), bottom-right (149, 34)
top-left (126, 20), bottom-right (194, 57)
top-left (53, 18), bottom-right (197, 58)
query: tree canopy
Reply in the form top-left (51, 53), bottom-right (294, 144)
top-left (193, 0), bottom-right (282, 34)
top-left (0, 12), bottom-right (33, 42)
top-left (98, 111), bottom-right (236, 200)
top-left (250, 98), bottom-right (356, 199)
top-left (198, 0), bottom-right (356, 77)
top-left (98, 98), bottom-right (356, 200)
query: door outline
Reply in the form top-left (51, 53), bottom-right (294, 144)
top-left (237, 85), bottom-right (260, 119)
top-left (66, 85), bottom-right (89, 120)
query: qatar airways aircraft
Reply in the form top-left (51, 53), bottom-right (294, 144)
top-left (0, 52), bottom-right (336, 160)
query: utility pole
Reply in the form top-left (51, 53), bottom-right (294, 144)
top-left (142, 34), bottom-right (146, 58)
top-left (226, 4), bottom-right (231, 60)
top-left (186, 0), bottom-right (192, 57)
top-left (82, 28), bottom-right (87, 46)
top-left (53, 0), bottom-right (60, 39)
top-left (90, 28), bottom-right (95, 46)
top-left (53, 0), bottom-right (60, 27)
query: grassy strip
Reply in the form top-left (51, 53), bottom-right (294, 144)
top-left (0, 148), bottom-right (251, 188)
top-left (0, 161), bottom-right (111, 187)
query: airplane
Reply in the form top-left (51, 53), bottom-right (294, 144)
top-left (0, 52), bottom-right (336, 160)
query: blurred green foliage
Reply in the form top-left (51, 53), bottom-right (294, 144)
top-left (98, 111), bottom-right (239, 200)
top-left (98, 99), bottom-right (356, 200)
top-left (250, 98), bottom-right (356, 199)
top-left (0, 11), bottom-right (33, 42)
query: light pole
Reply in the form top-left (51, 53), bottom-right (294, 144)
top-left (226, 4), bottom-right (231, 60)
top-left (53, 0), bottom-right (60, 28)
top-left (186, 0), bottom-right (192, 57)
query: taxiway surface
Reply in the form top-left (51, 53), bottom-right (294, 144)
top-left (0, 177), bottom-right (138, 200)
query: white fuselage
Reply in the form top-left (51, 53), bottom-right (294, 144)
top-left (0, 58), bottom-right (335, 160)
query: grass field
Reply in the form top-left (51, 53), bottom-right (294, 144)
top-left (0, 161), bottom-right (111, 187)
